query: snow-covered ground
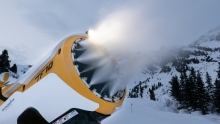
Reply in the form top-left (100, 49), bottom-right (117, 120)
top-left (103, 98), bottom-right (220, 124)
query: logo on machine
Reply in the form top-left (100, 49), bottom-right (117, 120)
top-left (35, 61), bottom-right (53, 82)
top-left (52, 110), bottom-right (78, 124)
top-left (2, 98), bottom-right (14, 112)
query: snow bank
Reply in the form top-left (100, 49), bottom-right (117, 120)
top-left (103, 98), bottom-right (220, 124)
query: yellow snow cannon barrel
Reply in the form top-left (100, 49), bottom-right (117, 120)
top-left (0, 34), bottom-right (125, 124)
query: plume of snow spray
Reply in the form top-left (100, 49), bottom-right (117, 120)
top-left (86, 8), bottom-right (143, 87)
top-left (86, 5), bottom-right (173, 93)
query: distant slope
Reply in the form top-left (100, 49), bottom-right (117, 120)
top-left (190, 25), bottom-right (220, 48)
top-left (126, 25), bottom-right (220, 114)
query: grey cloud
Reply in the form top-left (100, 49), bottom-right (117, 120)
top-left (24, 11), bottom-right (72, 38)
top-left (1, 0), bottom-right (220, 64)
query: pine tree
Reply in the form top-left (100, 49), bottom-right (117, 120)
top-left (182, 70), bottom-right (192, 109)
top-left (10, 64), bottom-right (17, 73)
top-left (169, 76), bottom-right (181, 102)
top-left (189, 67), bottom-right (197, 83)
top-left (184, 75), bottom-right (192, 109)
top-left (214, 78), bottom-right (220, 113)
top-left (149, 88), bottom-right (156, 101)
top-left (140, 87), bottom-right (143, 98)
top-left (188, 67), bottom-right (197, 110)
top-left (218, 62), bottom-right (220, 79)
top-left (0, 49), bottom-right (11, 73)
top-left (128, 92), bottom-right (131, 98)
top-left (179, 72), bottom-right (186, 106)
top-left (139, 81), bottom-right (143, 98)
top-left (205, 72), bottom-right (213, 102)
top-left (196, 70), bottom-right (208, 114)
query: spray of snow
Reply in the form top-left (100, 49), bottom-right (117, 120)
top-left (87, 5), bottom-right (174, 89)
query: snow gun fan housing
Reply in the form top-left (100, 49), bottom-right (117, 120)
top-left (0, 35), bottom-right (126, 124)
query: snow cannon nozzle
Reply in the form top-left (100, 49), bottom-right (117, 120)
top-left (72, 38), bottom-right (125, 103)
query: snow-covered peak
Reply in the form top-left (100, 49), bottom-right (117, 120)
top-left (208, 25), bottom-right (220, 34)
top-left (191, 26), bottom-right (220, 48)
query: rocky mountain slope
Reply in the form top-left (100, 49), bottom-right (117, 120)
top-left (126, 26), bottom-right (220, 114)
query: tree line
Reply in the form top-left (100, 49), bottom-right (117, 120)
top-left (169, 63), bottom-right (220, 115)
top-left (0, 49), bottom-right (17, 74)
top-left (128, 80), bottom-right (162, 101)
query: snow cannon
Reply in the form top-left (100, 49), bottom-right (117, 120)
top-left (0, 34), bottom-right (126, 124)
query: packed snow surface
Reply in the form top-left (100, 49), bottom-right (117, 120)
top-left (103, 98), bottom-right (220, 124)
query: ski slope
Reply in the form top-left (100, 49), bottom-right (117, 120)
top-left (103, 98), bottom-right (220, 124)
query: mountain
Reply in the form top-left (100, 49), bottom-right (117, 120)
top-left (126, 26), bottom-right (220, 116)
top-left (190, 25), bottom-right (220, 48)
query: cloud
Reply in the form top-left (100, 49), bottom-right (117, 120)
top-left (0, 1), bottom-right (56, 65)
top-left (88, 0), bottom-right (220, 54)
top-left (1, 0), bottom-right (220, 65)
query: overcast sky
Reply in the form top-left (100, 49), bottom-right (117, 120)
top-left (0, 0), bottom-right (220, 65)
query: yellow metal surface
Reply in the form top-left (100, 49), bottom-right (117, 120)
top-left (0, 72), bottom-right (10, 87)
top-left (0, 73), bottom-right (10, 105)
top-left (0, 84), bottom-right (13, 106)
top-left (0, 100), bottom-right (3, 106)
top-left (3, 73), bottom-right (9, 82)
top-left (0, 35), bottom-right (125, 115)
top-left (0, 81), bottom-right (3, 87)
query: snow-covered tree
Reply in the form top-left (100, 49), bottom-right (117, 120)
top-left (214, 78), bottom-right (220, 113)
top-left (0, 49), bottom-right (11, 73)
top-left (10, 64), bottom-right (17, 74)
top-left (169, 76), bottom-right (181, 102)
top-left (205, 72), bottom-right (214, 102)
top-left (196, 70), bottom-right (208, 114)
top-left (149, 88), bottom-right (156, 101)
top-left (218, 62), bottom-right (220, 79)
top-left (188, 67), bottom-right (197, 111)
